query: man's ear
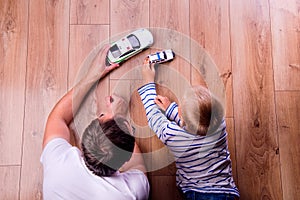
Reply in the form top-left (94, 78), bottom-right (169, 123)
top-left (123, 120), bottom-right (134, 136)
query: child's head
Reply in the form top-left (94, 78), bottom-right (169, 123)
top-left (181, 86), bottom-right (224, 136)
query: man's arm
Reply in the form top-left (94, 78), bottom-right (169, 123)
top-left (43, 46), bottom-right (119, 149)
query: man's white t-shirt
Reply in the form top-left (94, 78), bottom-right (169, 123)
top-left (40, 138), bottom-right (149, 200)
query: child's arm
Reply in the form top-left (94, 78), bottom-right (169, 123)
top-left (138, 62), bottom-right (194, 156)
top-left (138, 83), bottom-right (170, 140)
top-left (155, 95), bottom-right (183, 127)
top-left (138, 83), bottom-right (192, 157)
top-left (138, 61), bottom-right (174, 141)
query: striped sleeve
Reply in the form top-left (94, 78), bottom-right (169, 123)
top-left (138, 83), bottom-right (176, 143)
top-left (138, 83), bottom-right (199, 156)
top-left (165, 102), bottom-right (183, 127)
top-left (138, 83), bottom-right (169, 142)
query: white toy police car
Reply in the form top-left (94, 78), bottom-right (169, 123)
top-left (147, 49), bottom-right (175, 64)
top-left (106, 28), bottom-right (154, 65)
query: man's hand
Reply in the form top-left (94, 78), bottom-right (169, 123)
top-left (142, 58), bottom-right (155, 84)
top-left (43, 45), bottom-right (119, 149)
top-left (154, 95), bottom-right (171, 111)
top-left (86, 45), bottom-right (119, 80)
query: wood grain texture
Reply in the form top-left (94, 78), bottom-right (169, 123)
top-left (270, 0), bottom-right (300, 90)
top-left (225, 118), bottom-right (238, 185)
top-left (109, 0), bottom-right (151, 171)
top-left (69, 25), bottom-right (109, 140)
top-left (20, 0), bottom-right (69, 199)
top-left (276, 91), bottom-right (300, 200)
top-left (0, 0), bottom-right (28, 165)
top-left (110, 0), bottom-right (149, 33)
top-left (110, 79), bottom-right (153, 170)
top-left (230, 0), bottom-right (282, 199)
top-left (150, 176), bottom-right (184, 200)
top-left (70, 0), bottom-right (109, 24)
top-left (190, 0), bottom-right (233, 117)
top-left (69, 25), bottom-right (109, 87)
top-left (2, 0), bottom-right (300, 198)
top-left (150, 0), bottom-right (190, 81)
top-left (148, 0), bottom-right (190, 197)
top-left (0, 166), bottom-right (20, 200)
top-left (110, 0), bottom-right (150, 79)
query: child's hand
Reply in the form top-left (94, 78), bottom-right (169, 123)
top-left (155, 95), bottom-right (171, 111)
top-left (142, 58), bottom-right (155, 84)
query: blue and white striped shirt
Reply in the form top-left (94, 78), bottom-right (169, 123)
top-left (138, 83), bottom-right (239, 197)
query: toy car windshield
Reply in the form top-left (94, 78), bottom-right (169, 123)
top-left (127, 34), bottom-right (140, 49)
top-left (110, 35), bottom-right (140, 59)
top-left (110, 44), bottom-right (122, 58)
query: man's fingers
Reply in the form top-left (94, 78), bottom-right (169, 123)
top-left (105, 63), bottom-right (119, 73)
top-left (110, 63), bottom-right (120, 69)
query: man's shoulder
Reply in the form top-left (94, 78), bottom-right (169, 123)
top-left (117, 170), bottom-right (150, 199)
top-left (40, 138), bottom-right (81, 166)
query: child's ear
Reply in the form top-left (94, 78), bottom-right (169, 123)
top-left (178, 106), bottom-right (182, 117)
top-left (179, 116), bottom-right (185, 128)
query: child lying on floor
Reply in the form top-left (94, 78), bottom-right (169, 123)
top-left (138, 59), bottom-right (239, 200)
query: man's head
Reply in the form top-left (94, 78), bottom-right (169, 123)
top-left (81, 116), bottom-right (135, 176)
top-left (97, 94), bottom-right (129, 123)
top-left (181, 86), bottom-right (224, 136)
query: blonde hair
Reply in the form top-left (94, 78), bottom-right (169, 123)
top-left (181, 86), bottom-right (224, 136)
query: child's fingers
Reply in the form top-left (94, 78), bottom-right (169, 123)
top-left (150, 64), bottom-right (155, 72)
top-left (156, 95), bottom-right (168, 103)
top-left (154, 98), bottom-right (162, 107)
top-left (156, 95), bottom-right (164, 102)
top-left (156, 96), bottom-right (167, 106)
top-left (144, 57), bottom-right (150, 64)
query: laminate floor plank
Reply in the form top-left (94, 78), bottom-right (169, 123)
top-left (110, 0), bottom-right (150, 80)
top-left (190, 0), bottom-right (233, 117)
top-left (276, 91), bottom-right (300, 200)
top-left (270, 0), bottom-right (300, 90)
top-left (150, 176), bottom-right (185, 200)
top-left (20, 1), bottom-right (70, 199)
top-left (0, 166), bottom-right (20, 200)
top-left (0, 0), bottom-right (28, 165)
top-left (70, 0), bottom-right (109, 25)
top-left (1, 0), bottom-right (299, 199)
top-left (230, 0), bottom-right (282, 199)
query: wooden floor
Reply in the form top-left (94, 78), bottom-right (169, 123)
top-left (1, 0), bottom-right (300, 199)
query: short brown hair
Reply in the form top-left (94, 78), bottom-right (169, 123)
top-left (81, 117), bottom-right (135, 176)
top-left (181, 86), bottom-right (224, 136)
